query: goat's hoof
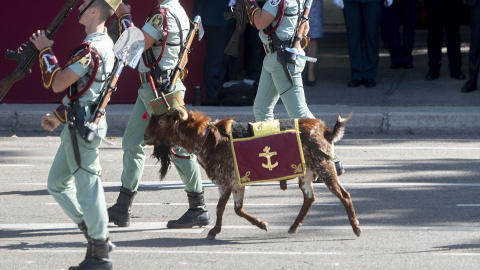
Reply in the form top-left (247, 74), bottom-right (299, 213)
top-left (262, 222), bottom-right (268, 232)
top-left (206, 234), bottom-right (216, 240)
top-left (288, 227), bottom-right (298, 234)
top-left (354, 228), bottom-right (362, 237)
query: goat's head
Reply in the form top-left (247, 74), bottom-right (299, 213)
top-left (144, 106), bottom-right (188, 179)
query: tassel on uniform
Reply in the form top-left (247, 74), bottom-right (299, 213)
top-left (142, 111), bottom-right (148, 119)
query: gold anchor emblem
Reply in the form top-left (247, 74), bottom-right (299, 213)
top-left (259, 146), bottom-right (278, 171)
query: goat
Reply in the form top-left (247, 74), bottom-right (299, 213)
top-left (144, 107), bottom-right (361, 240)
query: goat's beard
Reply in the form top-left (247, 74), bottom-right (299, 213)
top-left (151, 142), bottom-right (172, 179)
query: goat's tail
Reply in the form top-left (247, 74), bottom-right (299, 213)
top-left (331, 112), bottom-right (353, 143)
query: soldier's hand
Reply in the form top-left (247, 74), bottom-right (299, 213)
top-left (41, 113), bottom-right (61, 132)
top-left (30, 30), bottom-right (54, 51)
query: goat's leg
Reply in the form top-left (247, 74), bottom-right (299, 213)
top-left (232, 184), bottom-right (268, 231)
top-left (289, 170), bottom-right (316, 234)
top-left (207, 186), bottom-right (232, 240)
top-left (324, 176), bottom-right (362, 237)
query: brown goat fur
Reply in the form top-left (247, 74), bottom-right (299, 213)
top-left (144, 108), bottom-right (361, 240)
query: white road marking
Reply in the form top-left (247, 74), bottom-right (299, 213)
top-left (456, 204), bottom-right (480, 207)
top-left (0, 164), bottom-right (34, 167)
top-left (12, 181), bottom-right (480, 188)
top-left (336, 146), bottom-right (480, 150)
top-left (45, 202), bottom-right (341, 207)
top-left (2, 223), bottom-right (479, 233)
top-left (12, 249), bottom-right (342, 255)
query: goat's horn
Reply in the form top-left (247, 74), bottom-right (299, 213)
top-left (178, 106), bottom-right (188, 121)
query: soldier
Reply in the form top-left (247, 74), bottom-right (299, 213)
top-left (108, 0), bottom-right (210, 229)
top-left (243, 0), bottom-right (345, 175)
top-left (30, 0), bottom-right (121, 269)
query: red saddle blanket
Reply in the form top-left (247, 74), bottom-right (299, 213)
top-left (229, 119), bottom-right (306, 186)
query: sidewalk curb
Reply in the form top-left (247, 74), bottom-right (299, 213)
top-left (1, 104), bottom-right (478, 135)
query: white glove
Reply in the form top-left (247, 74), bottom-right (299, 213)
top-left (228, 0), bottom-right (235, 7)
top-left (385, 0), bottom-right (393, 7)
top-left (333, 0), bottom-right (344, 9)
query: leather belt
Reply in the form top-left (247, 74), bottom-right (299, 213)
top-left (263, 43), bottom-right (275, 54)
top-left (139, 72), bottom-right (148, 84)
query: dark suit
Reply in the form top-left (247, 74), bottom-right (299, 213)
top-left (382, 0), bottom-right (419, 66)
top-left (343, 0), bottom-right (383, 81)
top-left (193, 0), bottom-right (231, 100)
top-left (466, 0), bottom-right (480, 81)
top-left (424, 0), bottom-right (462, 72)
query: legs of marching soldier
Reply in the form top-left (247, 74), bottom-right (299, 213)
top-left (108, 81), bottom-right (210, 228)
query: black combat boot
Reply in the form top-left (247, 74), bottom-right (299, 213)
top-left (77, 222), bottom-right (115, 265)
top-left (108, 187), bottom-right (137, 227)
top-left (334, 156), bottom-right (345, 176)
top-left (167, 190), bottom-right (211, 228)
top-left (69, 239), bottom-right (112, 270)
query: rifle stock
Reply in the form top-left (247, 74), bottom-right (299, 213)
top-left (165, 17), bottom-right (201, 93)
top-left (0, 0), bottom-right (79, 102)
top-left (224, 0), bottom-right (247, 57)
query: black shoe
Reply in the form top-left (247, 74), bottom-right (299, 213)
top-left (364, 79), bottom-right (376, 88)
top-left (69, 239), bottom-right (112, 270)
top-left (450, 70), bottom-right (466, 80)
top-left (348, 80), bottom-right (363, 88)
top-left (461, 79), bottom-right (477, 93)
top-left (167, 190), bottom-right (211, 228)
top-left (425, 70), bottom-right (440, 80)
top-left (402, 62), bottom-right (414, 69)
top-left (390, 63), bottom-right (401, 69)
top-left (334, 156), bottom-right (345, 176)
top-left (108, 187), bottom-right (137, 227)
top-left (305, 79), bottom-right (316, 87)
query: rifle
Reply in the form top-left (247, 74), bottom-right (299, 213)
top-left (84, 26), bottom-right (145, 144)
top-left (286, 0), bottom-right (316, 64)
top-left (0, 0), bottom-right (79, 102)
top-left (163, 15), bottom-right (204, 94)
top-left (224, 0), bottom-right (247, 57)
top-left (108, 0), bottom-right (129, 43)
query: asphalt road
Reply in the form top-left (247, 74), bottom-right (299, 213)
top-left (0, 134), bottom-right (479, 270)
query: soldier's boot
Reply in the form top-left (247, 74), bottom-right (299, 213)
top-left (69, 239), bottom-right (112, 270)
top-left (107, 187), bottom-right (137, 227)
top-left (167, 190), bottom-right (211, 228)
top-left (334, 156), bottom-right (345, 176)
top-left (77, 222), bottom-right (115, 267)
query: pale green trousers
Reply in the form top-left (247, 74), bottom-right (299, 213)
top-left (47, 117), bottom-right (109, 240)
top-left (253, 51), bottom-right (315, 121)
top-left (120, 82), bottom-right (203, 193)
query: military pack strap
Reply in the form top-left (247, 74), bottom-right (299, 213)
top-left (38, 47), bottom-right (61, 90)
top-left (66, 43), bottom-right (101, 100)
top-left (142, 7), bottom-right (168, 69)
top-left (263, 0), bottom-right (285, 35)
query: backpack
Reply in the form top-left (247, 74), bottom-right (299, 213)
top-left (218, 79), bottom-right (258, 106)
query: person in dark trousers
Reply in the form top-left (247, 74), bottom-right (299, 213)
top-left (335, 0), bottom-right (392, 88)
top-left (424, 0), bottom-right (464, 80)
top-left (462, 0), bottom-right (480, 93)
top-left (382, 0), bottom-right (419, 69)
top-left (193, 0), bottom-right (232, 105)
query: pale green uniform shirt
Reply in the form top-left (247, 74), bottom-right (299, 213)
top-left (62, 30), bottom-right (115, 108)
top-left (259, 0), bottom-right (304, 44)
top-left (138, 0), bottom-right (190, 73)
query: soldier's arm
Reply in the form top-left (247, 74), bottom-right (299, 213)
top-left (243, 0), bottom-right (275, 30)
top-left (30, 30), bottom-right (80, 93)
top-left (114, 3), bottom-right (158, 52)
